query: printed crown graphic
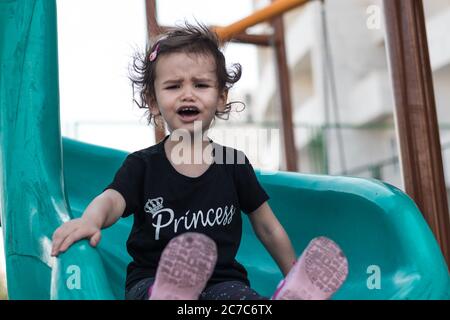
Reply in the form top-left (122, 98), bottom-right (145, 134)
top-left (144, 197), bottom-right (164, 214)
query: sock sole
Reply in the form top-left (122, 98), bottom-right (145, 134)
top-left (149, 232), bottom-right (217, 300)
top-left (273, 236), bottom-right (348, 300)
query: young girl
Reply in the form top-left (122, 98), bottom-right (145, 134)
top-left (51, 23), bottom-right (348, 300)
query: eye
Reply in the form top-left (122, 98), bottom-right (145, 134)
top-left (165, 85), bottom-right (180, 90)
top-left (195, 83), bottom-right (209, 88)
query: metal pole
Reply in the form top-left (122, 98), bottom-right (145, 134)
top-left (214, 0), bottom-right (309, 42)
top-left (272, 0), bottom-right (298, 171)
top-left (160, 25), bottom-right (272, 46)
top-left (145, 0), bottom-right (166, 143)
top-left (383, 0), bottom-right (450, 268)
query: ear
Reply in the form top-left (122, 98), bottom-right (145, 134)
top-left (217, 89), bottom-right (228, 112)
top-left (148, 96), bottom-right (160, 116)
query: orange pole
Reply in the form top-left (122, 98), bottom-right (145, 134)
top-left (214, 0), bottom-right (309, 41)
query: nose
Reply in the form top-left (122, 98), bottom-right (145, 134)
top-left (181, 85), bottom-right (195, 102)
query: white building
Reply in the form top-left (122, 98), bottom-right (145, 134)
top-left (247, 0), bottom-right (450, 201)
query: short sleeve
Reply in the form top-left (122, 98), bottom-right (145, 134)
top-left (234, 151), bottom-right (270, 214)
top-left (104, 153), bottom-right (145, 217)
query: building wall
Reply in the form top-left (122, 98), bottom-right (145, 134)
top-left (250, 0), bottom-right (450, 194)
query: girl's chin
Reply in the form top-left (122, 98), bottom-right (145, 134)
top-left (169, 121), bottom-right (211, 133)
top-left (169, 126), bottom-right (208, 136)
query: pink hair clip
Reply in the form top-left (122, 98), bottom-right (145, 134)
top-left (149, 43), bottom-right (160, 62)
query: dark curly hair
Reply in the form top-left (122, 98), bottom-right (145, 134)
top-left (130, 22), bottom-right (244, 127)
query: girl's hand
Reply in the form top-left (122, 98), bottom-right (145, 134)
top-left (51, 218), bottom-right (102, 257)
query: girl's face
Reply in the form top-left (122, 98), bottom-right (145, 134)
top-left (151, 52), bottom-right (227, 135)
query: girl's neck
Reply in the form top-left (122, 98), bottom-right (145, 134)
top-left (164, 133), bottom-right (214, 165)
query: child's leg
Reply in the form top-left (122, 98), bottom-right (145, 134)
top-left (199, 281), bottom-right (269, 300)
top-left (272, 237), bottom-right (348, 300)
top-left (149, 232), bottom-right (217, 300)
top-left (125, 277), bottom-right (155, 300)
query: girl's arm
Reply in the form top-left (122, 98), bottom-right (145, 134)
top-left (51, 189), bottom-right (125, 256)
top-left (248, 202), bottom-right (297, 276)
top-left (82, 189), bottom-right (126, 229)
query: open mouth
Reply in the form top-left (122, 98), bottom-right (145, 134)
top-left (177, 106), bottom-right (200, 116)
top-left (176, 106), bottom-right (200, 121)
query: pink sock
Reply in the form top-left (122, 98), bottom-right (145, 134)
top-left (272, 237), bottom-right (348, 300)
top-left (147, 285), bottom-right (153, 299)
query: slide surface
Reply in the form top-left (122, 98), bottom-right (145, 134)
top-left (54, 138), bottom-right (450, 300)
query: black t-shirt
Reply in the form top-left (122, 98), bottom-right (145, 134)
top-left (105, 135), bottom-right (269, 291)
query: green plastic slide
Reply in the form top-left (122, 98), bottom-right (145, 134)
top-left (1, 0), bottom-right (449, 300)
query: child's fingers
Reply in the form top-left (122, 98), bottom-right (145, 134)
top-left (89, 231), bottom-right (101, 247)
top-left (57, 227), bottom-right (98, 254)
top-left (57, 229), bottom-right (83, 253)
top-left (51, 225), bottom-right (74, 256)
top-left (51, 219), bottom-right (86, 255)
top-left (51, 220), bottom-right (100, 256)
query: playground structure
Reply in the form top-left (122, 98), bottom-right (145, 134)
top-left (0, 0), bottom-right (449, 299)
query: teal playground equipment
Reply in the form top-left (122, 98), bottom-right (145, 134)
top-left (1, 0), bottom-right (449, 300)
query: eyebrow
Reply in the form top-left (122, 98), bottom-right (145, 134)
top-left (192, 77), bottom-right (215, 83)
top-left (161, 77), bottom-right (215, 85)
top-left (162, 79), bottom-right (182, 85)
